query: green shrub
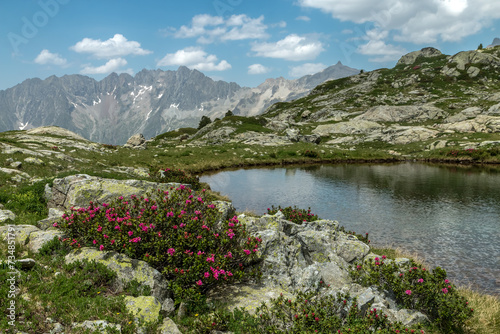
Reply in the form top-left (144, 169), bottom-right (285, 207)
top-left (55, 186), bottom-right (262, 309)
top-left (266, 205), bottom-right (319, 224)
top-left (149, 168), bottom-right (201, 190)
top-left (186, 287), bottom-right (426, 333)
top-left (303, 149), bottom-right (320, 158)
top-left (350, 257), bottom-right (473, 333)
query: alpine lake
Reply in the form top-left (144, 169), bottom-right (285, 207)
top-left (201, 162), bottom-right (500, 296)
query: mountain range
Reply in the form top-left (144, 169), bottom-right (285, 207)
top-left (0, 63), bottom-right (359, 145)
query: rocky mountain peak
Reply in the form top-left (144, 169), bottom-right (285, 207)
top-left (487, 37), bottom-right (500, 48)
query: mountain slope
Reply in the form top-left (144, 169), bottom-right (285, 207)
top-left (0, 63), bottom-right (359, 144)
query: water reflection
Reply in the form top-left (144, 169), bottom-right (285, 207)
top-left (201, 163), bottom-right (500, 295)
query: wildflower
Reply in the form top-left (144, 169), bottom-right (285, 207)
top-left (97, 225), bottom-right (102, 232)
top-left (418, 278), bottom-right (424, 283)
top-left (444, 279), bottom-right (450, 283)
top-left (93, 240), bottom-right (97, 244)
top-left (128, 231), bottom-right (133, 236)
top-left (52, 222), bottom-right (58, 227)
top-left (196, 280), bottom-right (203, 286)
top-left (167, 248), bottom-right (175, 256)
top-left (206, 254), bottom-right (215, 262)
top-left (99, 245), bottom-right (104, 251)
top-left (405, 290), bottom-right (412, 295)
top-left (243, 249), bottom-right (251, 255)
top-left (204, 272), bottom-right (210, 278)
top-left (442, 288), bottom-right (448, 294)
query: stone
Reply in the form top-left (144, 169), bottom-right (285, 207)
top-left (157, 317), bottom-right (182, 334)
top-left (17, 258), bottom-right (36, 270)
top-left (0, 225), bottom-right (40, 245)
top-left (124, 133), bottom-right (147, 149)
top-left (26, 126), bottom-right (89, 142)
top-left (313, 120), bottom-right (382, 136)
top-left (449, 50), bottom-right (500, 70)
top-left (427, 140), bottom-right (447, 150)
top-left (392, 309), bottom-right (429, 327)
top-left (10, 161), bottom-right (22, 169)
top-left (441, 65), bottom-right (460, 77)
top-left (65, 247), bottom-right (170, 303)
top-left (467, 66), bottom-right (480, 78)
top-left (0, 209), bottom-right (16, 223)
top-left (355, 105), bottom-right (444, 123)
top-left (396, 47), bottom-right (442, 65)
top-left (161, 298), bottom-right (176, 314)
top-left (24, 157), bottom-right (45, 165)
top-left (72, 320), bottom-right (121, 333)
top-left (48, 174), bottom-right (183, 210)
top-left (488, 103), bottom-right (500, 115)
top-left (124, 296), bottom-right (161, 324)
top-left (0, 167), bottom-right (31, 179)
top-left (336, 237), bottom-right (370, 263)
top-left (50, 322), bottom-right (64, 333)
top-left (27, 230), bottom-right (65, 252)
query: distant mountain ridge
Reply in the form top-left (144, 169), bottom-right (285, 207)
top-left (0, 63), bottom-right (359, 144)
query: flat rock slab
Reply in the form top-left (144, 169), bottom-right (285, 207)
top-left (48, 174), bottom-right (182, 210)
top-left (27, 230), bottom-right (65, 252)
top-left (0, 210), bottom-right (16, 223)
top-left (0, 225), bottom-right (40, 245)
top-left (65, 247), bottom-right (170, 303)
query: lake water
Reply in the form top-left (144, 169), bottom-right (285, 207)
top-left (201, 163), bottom-right (500, 295)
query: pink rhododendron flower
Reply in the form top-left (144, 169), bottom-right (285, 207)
top-left (243, 249), bottom-right (251, 255)
top-left (93, 240), bottom-right (97, 244)
top-left (418, 278), bottom-right (424, 283)
top-left (405, 290), bottom-right (412, 295)
top-left (204, 272), bottom-right (210, 278)
top-left (442, 288), bottom-right (448, 294)
top-left (167, 248), bottom-right (175, 256)
top-left (97, 226), bottom-right (102, 232)
top-left (128, 231), bottom-right (133, 236)
top-left (206, 254), bottom-right (215, 262)
top-left (196, 280), bottom-right (203, 286)
top-left (99, 245), bottom-right (104, 251)
top-left (444, 279), bottom-right (450, 283)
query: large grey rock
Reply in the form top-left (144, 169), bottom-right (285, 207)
top-left (449, 50), bottom-right (500, 70)
top-left (397, 47), bottom-right (442, 65)
top-left (27, 230), bottom-right (65, 252)
top-left (336, 236), bottom-right (370, 263)
top-left (24, 157), bottom-right (45, 165)
top-left (158, 317), bottom-right (182, 334)
top-left (313, 120), bottom-right (382, 136)
top-left (124, 296), bottom-right (161, 324)
top-left (65, 247), bottom-right (170, 303)
top-left (0, 225), bottom-right (40, 245)
top-left (355, 105), bottom-right (444, 123)
top-left (26, 126), bottom-right (89, 142)
top-left (124, 133), bottom-right (147, 149)
top-left (0, 167), bottom-right (31, 179)
top-left (48, 174), bottom-right (182, 210)
top-left (0, 209), bottom-right (16, 223)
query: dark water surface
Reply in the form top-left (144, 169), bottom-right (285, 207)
top-left (201, 163), bottom-right (500, 295)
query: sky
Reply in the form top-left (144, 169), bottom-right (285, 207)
top-left (1, 0), bottom-right (499, 91)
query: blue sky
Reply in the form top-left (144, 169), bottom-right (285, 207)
top-left (1, 0), bottom-right (499, 90)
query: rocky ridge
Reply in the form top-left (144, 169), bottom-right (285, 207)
top-left (1, 174), bottom-right (429, 333)
top-left (0, 63), bottom-right (359, 145)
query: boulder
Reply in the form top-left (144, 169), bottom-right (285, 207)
top-left (0, 225), bottom-right (40, 245)
top-left (47, 174), bottom-right (182, 210)
top-left (449, 50), bottom-right (500, 70)
top-left (27, 230), bottom-right (65, 252)
top-left (124, 133), bottom-right (147, 149)
top-left (313, 120), bottom-right (382, 136)
top-left (355, 105), bottom-right (445, 123)
top-left (157, 318), bottom-right (182, 334)
top-left (396, 47), bottom-right (442, 66)
top-left (65, 247), bottom-right (170, 303)
top-left (124, 296), bottom-right (161, 324)
top-left (26, 126), bottom-right (89, 142)
top-left (24, 157), bottom-right (45, 165)
top-left (377, 126), bottom-right (439, 145)
top-left (0, 209), bottom-right (16, 223)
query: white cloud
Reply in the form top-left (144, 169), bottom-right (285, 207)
top-left (289, 63), bottom-right (327, 77)
top-left (71, 34), bottom-right (152, 59)
top-left (251, 34), bottom-right (324, 61)
top-left (248, 64), bottom-right (271, 74)
top-left (157, 47), bottom-right (231, 71)
top-left (34, 49), bottom-right (67, 66)
top-left (80, 58), bottom-right (128, 74)
top-left (357, 39), bottom-right (407, 62)
top-left (296, 16), bottom-right (311, 22)
top-left (299, 0), bottom-right (500, 44)
top-left (171, 14), bottom-right (268, 44)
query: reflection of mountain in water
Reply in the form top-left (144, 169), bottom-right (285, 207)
top-left (298, 163), bottom-right (500, 204)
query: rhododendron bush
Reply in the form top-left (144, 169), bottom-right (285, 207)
top-left (55, 184), bottom-right (261, 305)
